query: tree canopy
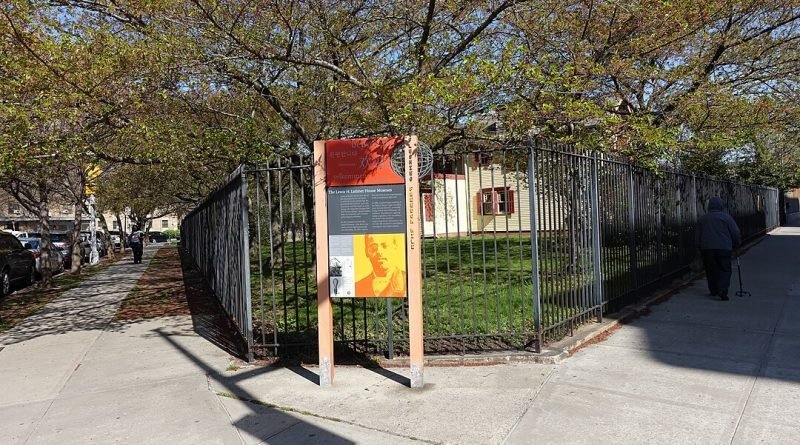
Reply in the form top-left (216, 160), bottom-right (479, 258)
top-left (2, 0), bottom-right (800, 210)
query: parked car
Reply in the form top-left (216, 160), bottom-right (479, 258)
top-left (148, 231), bottom-right (169, 243)
top-left (108, 231), bottom-right (122, 252)
top-left (19, 238), bottom-right (65, 276)
top-left (49, 232), bottom-right (80, 268)
top-left (0, 231), bottom-right (36, 297)
top-left (79, 231), bottom-right (108, 262)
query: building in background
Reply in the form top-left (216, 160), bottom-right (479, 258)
top-left (0, 191), bottom-right (90, 233)
top-left (0, 190), bottom-right (181, 235)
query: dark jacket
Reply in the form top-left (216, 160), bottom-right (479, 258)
top-left (697, 197), bottom-right (741, 250)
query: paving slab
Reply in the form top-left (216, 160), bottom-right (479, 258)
top-left (25, 376), bottom-right (241, 445)
top-left (265, 413), bottom-right (420, 445)
top-left (766, 335), bottom-right (800, 370)
top-left (731, 417), bottom-right (800, 445)
top-left (0, 341), bottom-right (87, 405)
top-left (598, 318), bottom-right (772, 364)
top-left (0, 400), bottom-right (52, 444)
top-left (776, 301), bottom-right (800, 335)
top-left (217, 396), bottom-right (422, 445)
top-left (642, 295), bottom-right (784, 331)
top-left (210, 363), bottom-right (554, 445)
top-left (504, 378), bottom-right (739, 445)
top-left (736, 366), bottom-right (800, 430)
top-left (557, 344), bottom-right (758, 412)
top-left (216, 395), bottom-right (304, 445)
top-left (60, 318), bottom-right (231, 396)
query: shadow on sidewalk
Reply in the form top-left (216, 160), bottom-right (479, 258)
top-left (154, 327), bottom-right (355, 444)
top-left (625, 220), bottom-right (800, 383)
top-left (177, 247), bottom-right (411, 387)
top-left (0, 260), bottom-right (155, 345)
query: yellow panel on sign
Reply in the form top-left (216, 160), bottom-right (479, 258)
top-left (84, 165), bottom-right (102, 196)
top-left (354, 233), bottom-right (407, 298)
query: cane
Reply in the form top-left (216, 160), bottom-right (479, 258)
top-left (735, 256), bottom-right (751, 297)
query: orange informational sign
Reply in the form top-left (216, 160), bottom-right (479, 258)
top-left (325, 137), bottom-right (405, 186)
top-left (315, 136), bottom-right (423, 387)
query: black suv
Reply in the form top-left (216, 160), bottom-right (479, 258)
top-left (0, 232), bottom-right (36, 297)
top-left (148, 231), bottom-right (169, 243)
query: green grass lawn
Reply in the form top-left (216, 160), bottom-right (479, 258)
top-left (251, 234), bottom-right (640, 346)
top-left (247, 233), bottom-right (687, 352)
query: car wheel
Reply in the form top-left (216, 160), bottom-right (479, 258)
top-left (0, 269), bottom-right (10, 298)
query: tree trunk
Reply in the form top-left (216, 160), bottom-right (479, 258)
top-left (115, 213), bottom-right (127, 252)
top-left (97, 212), bottom-right (115, 259)
top-left (70, 203), bottom-right (83, 274)
top-left (37, 181), bottom-right (52, 286)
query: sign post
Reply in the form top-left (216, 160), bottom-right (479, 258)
top-left (404, 137), bottom-right (424, 388)
top-left (314, 136), bottom-right (424, 388)
top-left (314, 141), bottom-right (335, 386)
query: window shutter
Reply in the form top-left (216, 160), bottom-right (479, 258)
top-left (424, 193), bottom-right (434, 222)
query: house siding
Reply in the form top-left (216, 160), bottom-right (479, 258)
top-left (421, 159), bottom-right (567, 236)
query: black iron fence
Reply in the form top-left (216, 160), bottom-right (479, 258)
top-left (182, 142), bottom-right (779, 359)
top-left (181, 166), bottom-right (253, 360)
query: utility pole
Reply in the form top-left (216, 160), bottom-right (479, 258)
top-left (89, 195), bottom-right (99, 265)
top-left (124, 206), bottom-right (130, 251)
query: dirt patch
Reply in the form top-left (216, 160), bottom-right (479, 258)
top-left (114, 247), bottom-right (249, 359)
top-left (115, 248), bottom-right (190, 320)
top-left (0, 286), bottom-right (64, 333)
top-left (567, 323), bottom-right (624, 356)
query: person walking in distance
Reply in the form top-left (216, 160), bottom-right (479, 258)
top-left (697, 197), bottom-right (741, 301)
top-left (129, 225), bottom-right (145, 264)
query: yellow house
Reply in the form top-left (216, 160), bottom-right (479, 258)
top-left (420, 153), bottom-right (564, 237)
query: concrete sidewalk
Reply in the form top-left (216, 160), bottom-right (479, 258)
top-left (1, 220), bottom-right (799, 444)
top-left (0, 245), bottom-right (242, 444)
top-left (210, 221), bottom-right (800, 444)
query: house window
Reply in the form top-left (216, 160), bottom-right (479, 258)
top-left (161, 219), bottom-right (169, 229)
top-left (475, 152), bottom-right (493, 167)
top-left (423, 193), bottom-right (434, 222)
top-left (433, 156), bottom-right (462, 175)
top-left (112, 221), bottom-right (119, 229)
top-left (479, 187), bottom-right (515, 215)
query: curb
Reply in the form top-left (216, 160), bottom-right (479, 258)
top-left (551, 230), bottom-right (772, 359)
top-left (396, 230), bottom-right (774, 366)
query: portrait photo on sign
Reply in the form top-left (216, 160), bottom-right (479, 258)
top-left (354, 233), bottom-right (407, 298)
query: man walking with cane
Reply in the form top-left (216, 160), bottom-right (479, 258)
top-left (697, 197), bottom-right (741, 301)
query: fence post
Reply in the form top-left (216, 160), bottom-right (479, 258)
top-left (691, 174), bottom-right (698, 224)
top-left (590, 152), bottom-right (603, 322)
top-left (527, 145), bottom-right (543, 351)
top-left (690, 173), bottom-right (699, 261)
top-left (627, 164), bottom-right (638, 290)
top-left (240, 166), bottom-right (255, 362)
top-left (656, 177), bottom-right (663, 275)
top-left (386, 299), bottom-right (394, 359)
